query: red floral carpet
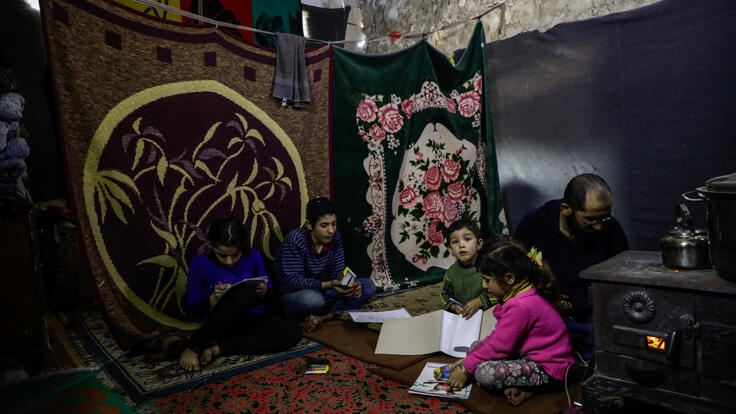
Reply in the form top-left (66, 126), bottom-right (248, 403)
top-left (153, 348), bottom-right (471, 413)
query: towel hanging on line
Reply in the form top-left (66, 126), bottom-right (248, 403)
top-left (273, 33), bottom-right (310, 109)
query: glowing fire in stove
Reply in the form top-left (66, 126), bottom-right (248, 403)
top-left (647, 335), bottom-right (666, 350)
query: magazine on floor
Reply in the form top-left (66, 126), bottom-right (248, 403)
top-left (408, 362), bottom-right (472, 399)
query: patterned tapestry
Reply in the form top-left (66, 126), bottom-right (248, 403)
top-left (41, 0), bottom-right (331, 348)
top-left (332, 22), bottom-right (504, 288)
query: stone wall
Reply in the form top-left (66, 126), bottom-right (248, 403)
top-left (307, 0), bottom-right (662, 56)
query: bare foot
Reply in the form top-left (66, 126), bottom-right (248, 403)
top-left (303, 315), bottom-right (322, 332)
top-left (303, 313), bottom-right (335, 332)
top-left (200, 344), bottom-right (221, 366)
top-left (179, 347), bottom-right (200, 372)
top-left (504, 387), bottom-right (535, 406)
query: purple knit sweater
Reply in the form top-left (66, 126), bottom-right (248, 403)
top-left (462, 287), bottom-right (575, 380)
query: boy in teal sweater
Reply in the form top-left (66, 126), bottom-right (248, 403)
top-left (440, 219), bottom-right (497, 319)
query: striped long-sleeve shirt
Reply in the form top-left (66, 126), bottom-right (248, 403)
top-left (274, 227), bottom-right (345, 293)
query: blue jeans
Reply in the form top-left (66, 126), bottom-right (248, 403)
top-left (280, 278), bottom-right (376, 316)
top-left (565, 315), bottom-right (594, 361)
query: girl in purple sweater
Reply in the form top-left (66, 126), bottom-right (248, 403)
top-left (448, 236), bottom-right (575, 406)
top-left (178, 218), bottom-right (301, 372)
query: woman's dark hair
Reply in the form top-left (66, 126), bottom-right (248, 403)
top-left (444, 218), bottom-right (481, 242)
top-left (207, 217), bottom-right (250, 255)
top-left (476, 235), bottom-right (563, 310)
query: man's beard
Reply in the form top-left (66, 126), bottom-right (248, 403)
top-left (566, 213), bottom-right (598, 243)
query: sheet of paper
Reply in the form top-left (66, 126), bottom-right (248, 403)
top-left (439, 310), bottom-right (483, 358)
top-left (348, 308), bottom-right (411, 323)
top-left (375, 310), bottom-right (443, 355)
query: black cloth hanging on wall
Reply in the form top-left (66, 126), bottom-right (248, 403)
top-left (301, 4), bottom-right (351, 42)
top-left (486, 0), bottom-right (736, 249)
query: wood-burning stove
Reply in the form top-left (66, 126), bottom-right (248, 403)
top-left (580, 250), bottom-right (736, 413)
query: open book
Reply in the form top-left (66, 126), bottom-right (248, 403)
top-left (375, 308), bottom-right (496, 357)
top-left (408, 362), bottom-right (472, 399)
top-left (220, 276), bottom-right (269, 297)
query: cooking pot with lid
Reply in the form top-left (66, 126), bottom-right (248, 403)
top-left (660, 204), bottom-right (711, 270)
top-left (683, 172), bottom-right (736, 282)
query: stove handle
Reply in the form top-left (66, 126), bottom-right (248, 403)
top-left (681, 190), bottom-right (706, 201)
top-left (666, 329), bottom-right (680, 362)
top-left (666, 318), bottom-right (700, 362)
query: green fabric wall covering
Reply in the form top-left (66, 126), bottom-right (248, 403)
top-left (332, 22), bottom-right (504, 288)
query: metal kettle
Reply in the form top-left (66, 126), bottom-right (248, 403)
top-left (660, 204), bottom-right (711, 270)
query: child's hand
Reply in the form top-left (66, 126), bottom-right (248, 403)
top-left (214, 283), bottom-right (230, 295)
top-left (211, 283), bottom-right (230, 306)
top-left (448, 363), bottom-right (469, 389)
top-left (254, 282), bottom-right (268, 298)
top-left (451, 304), bottom-right (464, 314)
top-left (461, 298), bottom-right (482, 319)
top-left (334, 282), bottom-right (361, 298)
top-left (347, 281), bottom-right (362, 298)
top-left (449, 358), bottom-right (465, 371)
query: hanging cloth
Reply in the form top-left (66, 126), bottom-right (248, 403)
top-left (273, 33), bottom-right (310, 108)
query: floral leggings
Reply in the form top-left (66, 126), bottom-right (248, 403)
top-left (474, 356), bottom-right (552, 391)
top-left (469, 341), bottom-right (558, 392)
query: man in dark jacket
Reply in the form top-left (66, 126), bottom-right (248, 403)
top-left (514, 173), bottom-right (629, 360)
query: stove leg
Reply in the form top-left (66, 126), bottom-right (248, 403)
top-left (583, 385), bottom-right (627, 413)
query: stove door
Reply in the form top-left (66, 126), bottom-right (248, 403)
top-left (595, 351), bottom-right (698, 395)
top-left (592, 283), bottom-right (696, 368)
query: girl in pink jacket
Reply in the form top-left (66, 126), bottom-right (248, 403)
top-left (448, 236), bottom-right (575, 406)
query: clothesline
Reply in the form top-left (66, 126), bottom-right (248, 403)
top-left (130, 0), bottom-right (505, 46)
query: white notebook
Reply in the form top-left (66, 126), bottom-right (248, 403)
top-left (375, 308), bottom-right (496, 357)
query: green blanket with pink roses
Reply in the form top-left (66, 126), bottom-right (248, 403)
top-left (331, 22), bottom-right (504, 288)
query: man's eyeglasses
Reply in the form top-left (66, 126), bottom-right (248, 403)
top-left (575, 210), bottom-right (614, 225)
